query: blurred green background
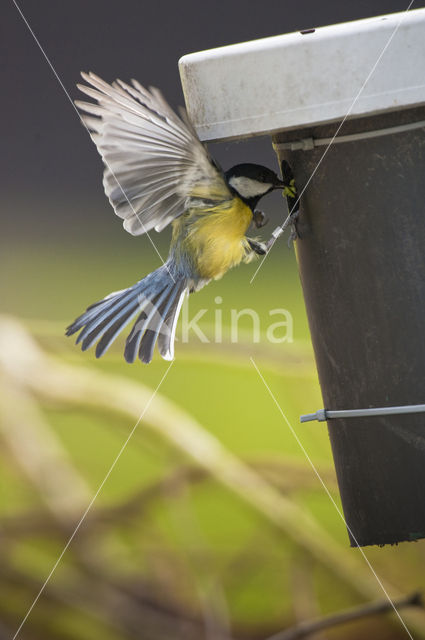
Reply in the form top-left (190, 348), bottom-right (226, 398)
top-left (3, 1), bottom-right (425, 639)
top-left (2, 217), bottom-right (425, 639)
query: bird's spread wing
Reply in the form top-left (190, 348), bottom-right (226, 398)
top-left (76, 72), bottom-right (232, 235)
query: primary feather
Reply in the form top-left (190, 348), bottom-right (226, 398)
top-left (76, 72), bottom-right (232, 235)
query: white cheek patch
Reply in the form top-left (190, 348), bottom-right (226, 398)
top-left (228, 176), bottom-right (272, 199)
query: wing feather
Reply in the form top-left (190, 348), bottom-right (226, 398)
top-left (76, 72), bottom-right (229, 236)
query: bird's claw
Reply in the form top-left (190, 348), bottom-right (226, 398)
top-left (253, 209), bottom-right (269, 229)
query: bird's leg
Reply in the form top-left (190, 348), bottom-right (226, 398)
top-left (253, 209), bottom-right (269, 229)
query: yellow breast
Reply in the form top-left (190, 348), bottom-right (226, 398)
top-left (173, 197), bottom-right (253, 280)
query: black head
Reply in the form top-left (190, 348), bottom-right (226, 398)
top-left (225, 163), bottom-right (284, 208)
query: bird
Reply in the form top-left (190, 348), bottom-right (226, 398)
top-left (66, 72), bottom-right (288, 364)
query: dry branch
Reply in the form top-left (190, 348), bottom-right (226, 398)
top-left (2, 316), bottom-right (425, 637)
top-left (266, 592), bottom-right (423, 640)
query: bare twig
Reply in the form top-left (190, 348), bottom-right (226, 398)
top-left (266, 592), bottom-right (423, 640)
top-left (2, 316), bottom-right (425, 638)
top-left (0, 319), bottom-right (371, 595)
top-left (0, 458), bottom-right (337, 539)
top-left (2, 561), bottom-right (214, 640)
top-left (0, 378), bottom-right (91, 525)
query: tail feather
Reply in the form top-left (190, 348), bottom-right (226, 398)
top-left (80, 295), bottom-right (141, 351)
top-left (66, 265), bottom-right (187, 363)
top-left (66, 295), bottom-right (115, 335)
top-left (138, 283), bottom-right (184, 364)
top-left (138, 329), bottom-right (157, 365)
top-left (157, 288), bottom-right (187, 361)
top-left (124, 286), bottom-right (172, 364)
top-left (94, 301), bottom-right (145, 358)
top-left (85, 284), bottom-right (161, 353)
top-left (68, 288), bottom-right (137, 344)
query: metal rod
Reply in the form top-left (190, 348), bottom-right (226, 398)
top-left (301, 404), bottom-right (425, 423)
top-left (276, 118), bottom-right (425, 151)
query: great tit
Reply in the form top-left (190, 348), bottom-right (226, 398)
top-left (66, 72), bottom-right (287, 364)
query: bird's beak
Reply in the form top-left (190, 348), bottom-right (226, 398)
top-left (273, 178), bottom-right (285, 189)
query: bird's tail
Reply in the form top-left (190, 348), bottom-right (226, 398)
top-left (66, 264), bottom-right (187, 364)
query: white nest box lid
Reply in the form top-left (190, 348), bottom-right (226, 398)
top-left (179, 9), bottom-right (425, 142)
